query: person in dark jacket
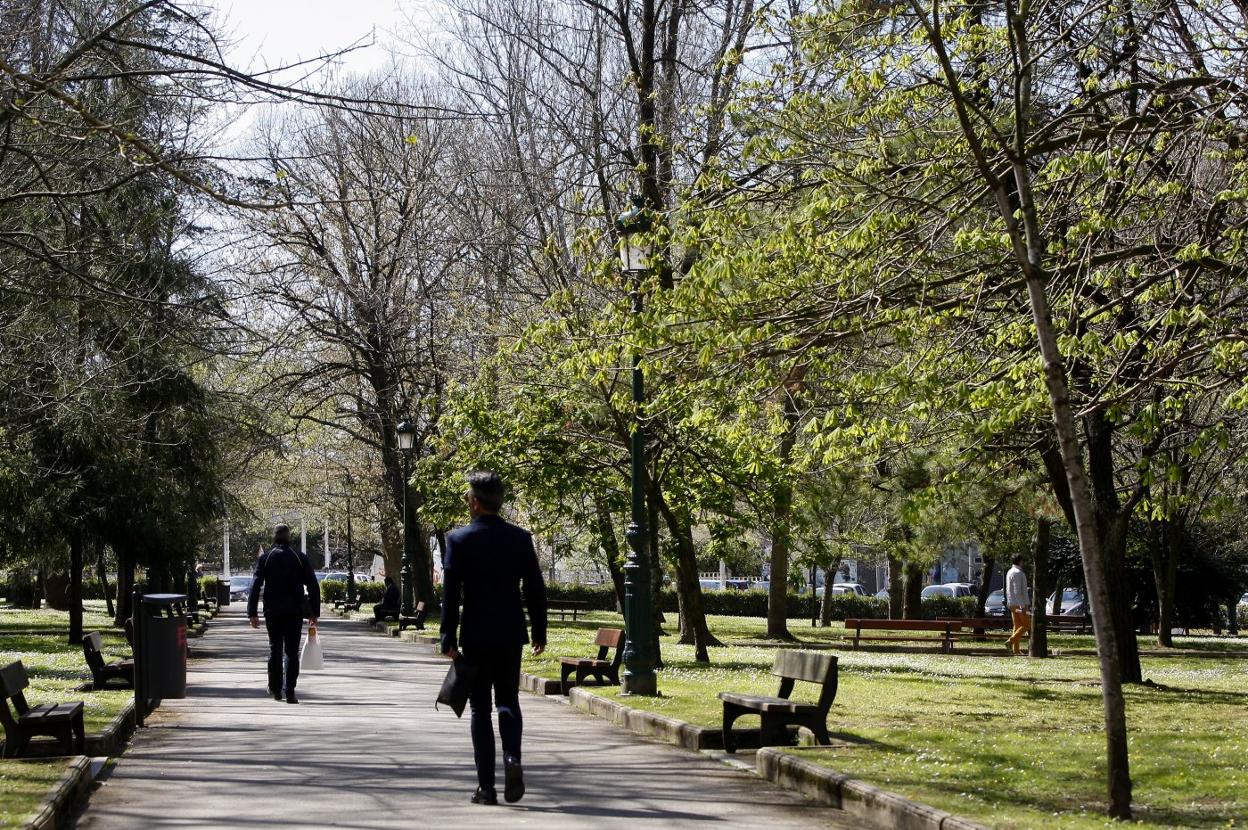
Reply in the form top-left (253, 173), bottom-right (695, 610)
top-left (248, 524), bottom-right (320, 703)
top-left (440, 471), bottom-right (547, 806)
top-left (373, 576), bottom-right (400, 621)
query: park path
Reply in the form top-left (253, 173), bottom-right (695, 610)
top-left (74, 607), bottom-right (861, 829)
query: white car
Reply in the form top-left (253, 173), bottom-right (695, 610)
top-left (814, 583), bottom-right (867, 598)
top-left (1046, 588), bottom-right (1087, 615)
top-left (921, 582), bottom-right (974, 599)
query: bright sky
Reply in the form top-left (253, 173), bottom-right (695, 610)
top-left (215, 0), bottom-right (444, 77)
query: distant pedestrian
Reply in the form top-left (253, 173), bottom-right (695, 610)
top-left (440, 470), bottom-right (547, 806)
top-left (1005, 554), bottom-right (1031, 655)
top-left (373, 576), bottom-right (400, 621)
top-left (248, 524), bottom-right (320, 703)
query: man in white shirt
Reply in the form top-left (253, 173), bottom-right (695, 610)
top-left (1005, 554), bottom-right (1031, 655)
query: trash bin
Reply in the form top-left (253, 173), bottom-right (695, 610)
top-left (134, 593), bottom-right (188, 726)
top-left (217, 580), bottom-right (231, 607)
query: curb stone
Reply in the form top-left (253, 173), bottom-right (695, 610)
top-left (568, 687), bottom-right (989, 830)
top-left (21, 755), bottom-right (91, 830)
top-left (756, 748), bottom-right (989, 830)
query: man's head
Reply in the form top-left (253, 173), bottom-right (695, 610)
top-left (274, 524), bottom-right (291, 545)
top-left (466, 470), bottom-right (504, 516)
top-left (384, 576), bottom-right (395, 587)
top-left (1012, 554), bottom-right (1024, 567)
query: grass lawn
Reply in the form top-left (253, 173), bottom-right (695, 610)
top-left (0, 601), bottom-right (134, 731)
top-left (0, 758), bottom-right (73, 828)
top-left (522, 611), bottom-right (1248, 830)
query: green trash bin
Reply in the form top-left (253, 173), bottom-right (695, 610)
top-left (134, 593), bottom-right (188, 726)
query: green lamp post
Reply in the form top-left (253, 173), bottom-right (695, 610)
top-left (396, 418), bottom-right (416, 617)
top-left (616, 195), bottom-right (658, 696)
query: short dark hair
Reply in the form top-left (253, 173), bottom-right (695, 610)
top-left (467, 470), bottom-right (504, 512)
top-left (274, 524), bottom-right (291, 545)
top-left (1012, 554), bottom-right (1024, 566)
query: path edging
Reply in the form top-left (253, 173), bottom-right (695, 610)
top-left (21, 755), bottom-right (92, 830)
top-left (756, 747), bottom-right (989, 830)
top-left (567, 687), bottom-right (988, 830)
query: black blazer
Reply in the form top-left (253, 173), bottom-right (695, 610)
top-left (247, 544), bottom-right (320, 619)
top-left (439, 514), bottom-right (547, 654)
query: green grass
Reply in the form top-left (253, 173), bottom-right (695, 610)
top-left (0, 601), bottom-right (134, 731)
top-left (0, 758), bottom-right (72, 828)
top-left (520, 612), bottom-right (1248, 830)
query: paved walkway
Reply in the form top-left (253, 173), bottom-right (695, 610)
top-left (75, 609), bottom-right (861, 829)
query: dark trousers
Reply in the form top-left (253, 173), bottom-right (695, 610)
top-left (465, 645), bottom-right (523, 791)
top-left (373, 603), bottom-right (397, 621)
top-left (265, 613), bottom-right (303, 694)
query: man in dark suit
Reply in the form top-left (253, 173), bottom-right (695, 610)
top-left (248, 524), bottom-right (320, 704)
top-left (440, 471), bottom-right (547, 806)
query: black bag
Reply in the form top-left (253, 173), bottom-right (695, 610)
top-left (436, 656), bottom-right (479, 718)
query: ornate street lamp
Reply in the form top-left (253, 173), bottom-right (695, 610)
top-left (615, 195), bottom-right (657, 696)
top-left (396, 419), bottom-right (416, 617)
top-left (342, 473), bottom-right (356, 603)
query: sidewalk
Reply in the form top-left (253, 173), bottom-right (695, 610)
top-left (75, 608), bottom-right (863, 829)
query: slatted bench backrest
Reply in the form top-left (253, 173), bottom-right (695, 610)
top-left (83, 632), bottom-right (106, 672)
top-left (772, 650), bottom-right (837, 685)
top-left (0, 661), bottom-right (31, 722)
top-left (845, 619), bottom-right (959, 631)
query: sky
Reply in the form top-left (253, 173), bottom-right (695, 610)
top-left (214, 0), bottom-right (443, 78)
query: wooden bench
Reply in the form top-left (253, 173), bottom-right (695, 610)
top-left (332, 597), bottom-right (363, 612)
top-left (938, 617), bottom-right (1020, 642)
top-left (1048, 615), bottom-right (1093, 633)
top-left (844, 618), bottom-right (961, 651)
top-left (549, 600), bottom-right (590, 621)
top-left (398, 601), bottom-right (428, 632)
top-left (83, 631), bottom-right (134, 690)
top-left (0, 661), bottom-right (85, 757)
top-left (559, 628), bottom-right (624, 695)
top-left (718, 650), bottom-right (838, 754)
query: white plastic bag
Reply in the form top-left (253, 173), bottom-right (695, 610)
top-left (300, 625), bottom-right (324, 670)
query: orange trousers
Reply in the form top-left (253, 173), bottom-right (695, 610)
top-left (1008, 607), bottom-right (1031, 654)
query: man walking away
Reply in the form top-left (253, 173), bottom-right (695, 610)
top-left (249, 524), bottom-right (320, 703)
top-left (440, 471), bottom-right (547, 806)
top-left (1005, 554), bottom-right (1031, 655)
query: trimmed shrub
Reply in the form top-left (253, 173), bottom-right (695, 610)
top-left (320, 580), bottom-right (347, 603)
top-left (920, 595), bottom-right (979, 620)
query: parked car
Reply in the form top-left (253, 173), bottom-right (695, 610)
top-left (699, 578), bottom-right (724, 591)
top-left (875, 588), bottom-right (890, 600)
top-left (815, 582), bottom-right (867, 598)
top-left (984, 589), bottom-right (1006, 617)
top-left (921, 582), bottom-right (974, 600)
top-left (1045, 588), bottom-right (1087, 615)
top-left (228, 574), bottom-right (252, 602)
top-left (320, 572), bottom-right (349, 583)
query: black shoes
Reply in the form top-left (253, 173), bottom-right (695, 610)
top-left (471, 787), bottom-right (498, 805)
top-left (285, 692), bottom-right (299, 704)
top-left (503, 756), bottom-right (525, 803)
top-left (270, 688), bottom-right (282, 701)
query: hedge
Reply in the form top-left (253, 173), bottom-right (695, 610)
top-left (541, 585), bottom-right (979, 621)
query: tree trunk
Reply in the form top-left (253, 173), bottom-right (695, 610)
top-left (114, 555), bottom-right (134, 627)
top-left (1150, 518), bottom-right (1180, 648)
top-left (820, 557), bottom-right (842, 626)
top-left (45, 571), bottom-right (70, 610)
top-left (68, 533), bottom-right (83, 646)
top-left (1029, 518), bottom-right (1050, 658)
top-left (975, 556), bottom-right (996, 617)
top-left (647, 488), bottom-right (664, 669)
top-left (593, 498), bottom-right (626, 612)
top-left (96, 543), bottom-right (114, 619)
top-left (766, 374), bottom-right (803, 638)
top-left (886, 554), bottom-right (904, 619)
top-left (902, 560), bottom-right (924, 619)
top-left (656, 494), bottom-right (721, 661)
